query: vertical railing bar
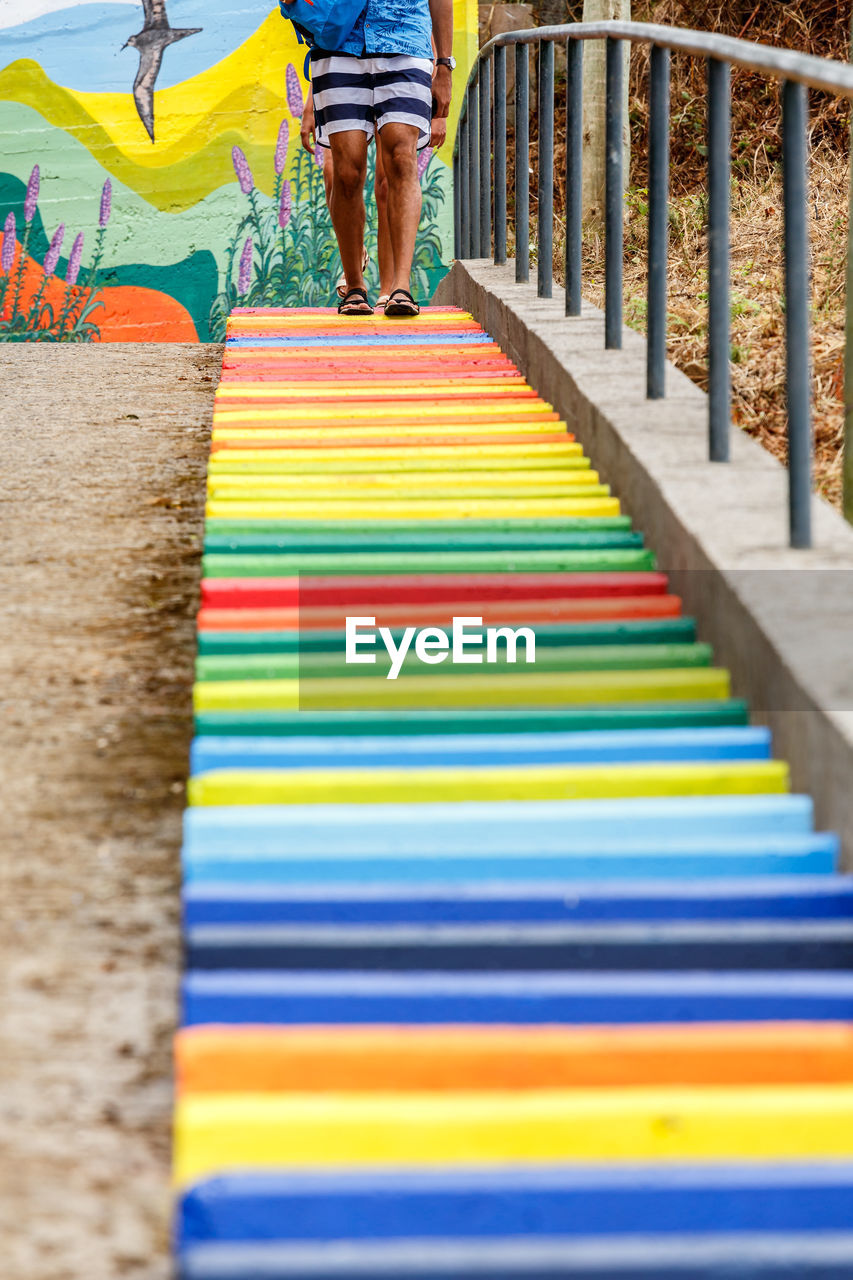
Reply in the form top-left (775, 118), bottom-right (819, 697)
top-left (494, 45), bottom-right (508, 266)
top-left (468, 78), bottom-right (480, 258)
top-left (565, 37), bottom-right (583, 316)
top-left (783, 78), bottom-right (813, 549)
top-left (605, 36), bottom-right (624, 349)
top-left (708, 56), bottom-right (731, 462)
top-left (459, 111), bottom-right (470, 258)
top-left (453, 143), bottom-right (461, 260)
top-left (479, 56), bottom-right (492, 258)
top-left (537, 40), bottom-right (555, 299)
top-left (515, 42), bottom-right (530, 283)
top-left (647, 44), bottom-right (670, 399)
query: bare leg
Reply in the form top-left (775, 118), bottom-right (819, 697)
top-left (376, 122), bottom-right (421, 295)
top-left (328, 130), bottom-right (370, 290)
top-left (373, 143), bottom-right (394, 298)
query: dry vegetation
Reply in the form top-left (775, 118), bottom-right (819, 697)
top-left (514, 0), bottom-right (852, 503)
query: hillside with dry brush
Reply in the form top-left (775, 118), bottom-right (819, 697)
top-left (515, 0), bottom-right (852, 503)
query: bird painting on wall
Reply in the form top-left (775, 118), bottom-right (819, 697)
top-left (123, 0), bottom-right (202, 142)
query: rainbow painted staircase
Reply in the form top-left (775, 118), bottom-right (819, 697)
top-left (175, 307), bottom-right (853, 1279)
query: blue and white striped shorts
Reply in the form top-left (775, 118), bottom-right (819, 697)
top-left (311, 53), bottom-right (433, 151)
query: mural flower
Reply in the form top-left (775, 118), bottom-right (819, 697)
top-left (279, 180), bottom-right (292, 230)
top-left (418, 146), bottom-right (433, 182)
top-left (1, 212), bottom-right (15, 273)
top-left (286, 64), bottom-right (304, 119)
top-left (99, 179), bottom-right (112, 229)
top-left (24, 166), bottom-right (40, 224)
top-left (232, 145), bottom-right (254, 194)
top-left (274, 120), bottom-right (289, 176)
top-left (66, 232), bottom-right (84, 287)
top-left (43, 224), bottom-right (65, 276)
top-left (238, 235), bottom-right (253, 294)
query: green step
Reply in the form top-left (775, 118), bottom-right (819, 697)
top-left (203, 529), bottom-right (645, 555)
top-left (204, 518), bottom-right (635, 536)
top-left (194, 643), bottom-right (714, 683)
top-left (201, 549), bottom-right (657, 578)
top-left (196, 618), bottom-right (698, 656)
top-left (194, 700), bottom-right (751, 737)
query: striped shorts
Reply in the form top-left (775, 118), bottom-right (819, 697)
top-left (311, 53), bottom-right (433, 151)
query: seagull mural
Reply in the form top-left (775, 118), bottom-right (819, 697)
top-left (123, 0), bottom-right (202, 142)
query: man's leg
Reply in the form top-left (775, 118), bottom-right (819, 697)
top-left (328, 129), bottom-right (370, 290)
top-left (373, 143), bottom-right (395, 300)
top-left (376, 122), bottom-right (421, 296)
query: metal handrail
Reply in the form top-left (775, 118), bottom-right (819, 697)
top-left (452, 19), bottom-right (853, 549)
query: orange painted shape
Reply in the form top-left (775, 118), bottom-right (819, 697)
top-left (210, 433), bottom-right (576, 451)
top-left (197, 595), bottom-right (683, 632)
top-left (0, 242), bottom-right (197, 342)
top-left (176, 1024), bottom-right (853, 1095)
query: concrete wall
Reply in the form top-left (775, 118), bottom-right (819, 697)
top-left (437, 259), bottom-right (853, 860)
top-left (0, 0), bottom-right (477, 342)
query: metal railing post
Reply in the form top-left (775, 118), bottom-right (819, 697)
top-left (494, 44), bottom-right (508, 265)
top-left (453, 145), bottom-right (460, 259)
top-left (708, 57), bottom-right (731, 461)
top-left (605, 37), bottom-right (624, 349)
top-left (515, 42), bottom-right (530, 282)
top-left (537, 39), bottom-right (555, 298)
top-left (479, 55), bottom-right (492, 257)
top-left (782, 78), bottom-right (813, 548)
top-left (566, 37), bottom-right (583, 316)
top-left (467, 78), bottom-right (480, 258)
top-left (459, 112), bottom-right (470, 257)
top-left (647, 44), bottom-right (670, 399)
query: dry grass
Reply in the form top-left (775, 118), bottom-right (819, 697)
top-left (501, 0), bottom-right (852, 507)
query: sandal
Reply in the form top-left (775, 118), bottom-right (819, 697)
top-left (336, 247), bottom-right (370, 299)
top-left (338, 286), bottom-right (373, 316)
top-left (383, 288), bottom-right (420, 317)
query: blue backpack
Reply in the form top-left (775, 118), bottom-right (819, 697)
top-left (278, 0), bottom-right (365, 51)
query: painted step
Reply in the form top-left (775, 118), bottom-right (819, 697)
top-left (176, 1164), bottom-right (853, 1246)
top-left (197, 597), bottom-right (687, 633)
top-left (178, 1232), bottom-right (853, 1280)
top-left (195, 618), bottom-right (698, 656)
top-left (206, 453), bottom-right (595, 475)
top-left (181, 970), bottom-right (853, 1028)
top-left (203, 530), bottom-right (644, 555)
top-left (174, 1022), bottom-right (853, 1093)
top-left (193, 644), bottom-right (712, 683)
top-left (206, 499), bottom-right (622, 520)
top-left (173, 1084), bottom-right (853, 1184)
top-left (192, 702), bottom-right (750, 737)
top-left (200, 572), bottom-right (671, 608)
top-left (192, 670), bottom-right (732, 713)
top-left (186, 759), bottom-right (786, 807)
top-left (184, 918), bottom-right (853, 972)
top-left (188, 726), bottom-right (768, 773)
top-left (201, 551), bottom-right (656, 578)
top-left (180, 878), bottom-right (853, 927)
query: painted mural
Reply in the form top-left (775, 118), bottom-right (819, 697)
top-left (0, 0), bottom-right (476, 341)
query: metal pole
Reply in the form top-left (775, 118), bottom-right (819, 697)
top-left (782, 78), bottom-right (813, 549)
top-left (453, 144), bottom-right (461, 259)
top-left (459, 112), bottom-right (470, 257)
top-left (565, 37), bottom-right (583, 316)
top-left (468, 79), bottom-right (480, 258)
top-left (605, 36), bottom-right (624, 349)
top-left (494, 44), bottom-right (508, 266)
top-left (515, 42), bottom-right (530, 283)
top-left (647, 44), bottom-right (670, 399)
top-left (708, 57), bottom-right (731, 462)
top-left (479, 56), bottom-right (492, 257)
top-left (537, 40), bottom-right (555, 298)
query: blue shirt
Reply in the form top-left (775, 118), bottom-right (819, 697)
top-left (327, 0), bottom-right (433, 60)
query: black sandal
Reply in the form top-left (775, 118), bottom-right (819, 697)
top-left (338, 286), bottom-right (373, 316)
top-left (383, 288), bottom-right (420, 317)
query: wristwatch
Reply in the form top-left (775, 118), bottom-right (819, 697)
top-left (436, 56), bottom-right (456, 70)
